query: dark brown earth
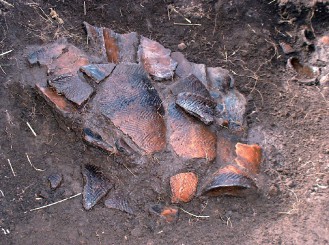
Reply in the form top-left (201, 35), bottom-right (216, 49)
top-left (1, 0), bottom-right (328, 244)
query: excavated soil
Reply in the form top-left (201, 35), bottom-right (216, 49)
top-left (0, 0), bottom-right (328, 244)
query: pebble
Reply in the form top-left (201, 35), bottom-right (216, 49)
top-left (319, 35), bottom-right (329, 46)
top-left (37, 189), bottom-right (50, 199)
top-left (178, 42), bottom-right (187, 51)
top-left (268, 184), bottom-right (279, 197)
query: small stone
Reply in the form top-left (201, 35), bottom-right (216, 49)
top-left (38, 190), bottom-right (50, 199)
top-left (178, 42), bottom-right (187, 51)
top-left (279, 42), bottom-right (295, 54)
top-left (268, 184), bottom-right (279, 197)
top-left (318, 35), bottom-right (329, 46)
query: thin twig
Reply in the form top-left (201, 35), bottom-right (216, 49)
top-left (30, 193), bottom-right (82, 212)
top-left (26, 122), bottom-right (37, 137)
top-left (226, 216), bottom-right (233, 227)
top-left (26, 153), bottom-right (45, 172)
top-left (122, 163), bottom-right (136, 177)
top-left (7, 159), bottom-right (16, 176)
top-left (174, 23), bottom-right (201, 26)
top-left (168, 5), bottom-right (191, 23)
top-left (0, 50), bottom-right (13, 57)
top-left (0, 190), bottom-right (4, 197)
top-left (179, 208), bottom-right (210, 218)
top-left (5, 110), bottom-right (13, 125)
top-left (212, 13), bottom-right (218, 36)
top-left (37, 7), bottom-right (53, 23)
top-left (83, 1), bottom-right (86, 15)
top-left (0, 65), bottom-right (6, 74)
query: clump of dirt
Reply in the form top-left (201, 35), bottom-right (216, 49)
top-left (1, 0), bottom-right (328, 244)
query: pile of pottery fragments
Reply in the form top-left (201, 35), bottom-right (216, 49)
top-left (28, 22), bottom-right (262, 220)
top-left (284, 27), bottom-right (329, 96)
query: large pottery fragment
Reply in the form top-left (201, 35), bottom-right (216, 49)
top-left (94, 63), bottom-right (166, 154)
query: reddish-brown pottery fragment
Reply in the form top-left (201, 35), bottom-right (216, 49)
top-left (84, 22), bottom-right (108, 63)
top-left (138, 36), bottom-right (177, 80)
top-left (279, 42), bottom-right (295, 54)
top-left (94, 63), bottom-right (166, 154)
top-left (82, 164), bottom-right (113, 210)
top-left (170, 172), bottom-right (198, 203)
top-left (48, 74), bottom-right (94, 106)
top-left (48, 45), bottom-right (89, 76)
top-left (35, 83), bottom-right (76, 116)
top-left (171, 52), bottom-right (207, 85)
top-left (201, 165), bottom-right (257, 197)
top-left (168, 103), bottom-right (216, 160)
top-left (80, 63), bottom-right (116, 83)
top-left (84, 22), bottom-right (140, 63)
top-left (102, 27), bottom-right (120, 63)
top-left (103, 27), bottom-right (139, 63)
top-left (235, 143), bottom-right (262, 175)
top-left (116, 32), bottom-right (139, 62)
top-left (149, 204), bottom-right (179, 223)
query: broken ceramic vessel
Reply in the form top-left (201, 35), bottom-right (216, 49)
top-left (27, 22), bottom-right (262, 209)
